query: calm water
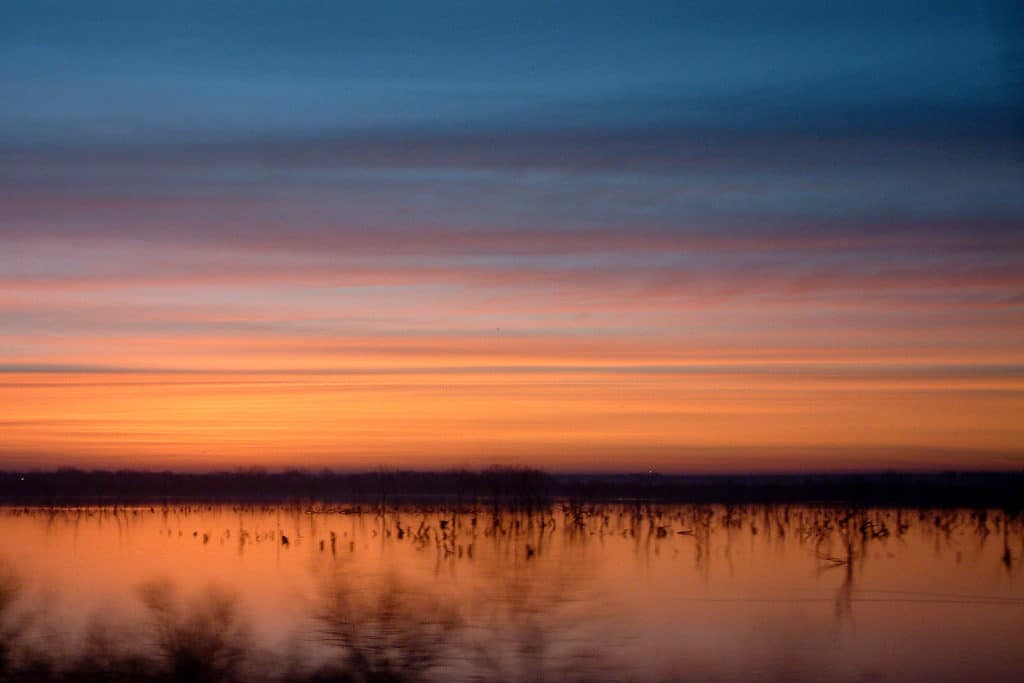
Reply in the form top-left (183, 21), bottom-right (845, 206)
top-left (3, 503), bottom-right (1022, 682)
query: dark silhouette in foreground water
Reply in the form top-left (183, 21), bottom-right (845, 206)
top-left (0, 566), bottom-right (572, 683)
top-left (0, 501), bottom-right (1020, 682)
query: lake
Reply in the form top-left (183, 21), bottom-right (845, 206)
top-left (3, 503), bottom-right (1022, 682)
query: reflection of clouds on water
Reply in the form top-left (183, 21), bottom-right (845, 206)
top-left (0, 504), bottom-right (1020, 681)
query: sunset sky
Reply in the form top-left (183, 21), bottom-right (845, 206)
top-left (2, 1), bottom-right (1023, 471)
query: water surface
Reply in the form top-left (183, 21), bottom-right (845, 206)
top-left (4, 503), bottom-right (1022, 682)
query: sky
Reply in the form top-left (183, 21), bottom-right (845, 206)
top-left (1, 1), bottom-right (1023, 472)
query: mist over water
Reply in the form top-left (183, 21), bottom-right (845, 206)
top-left (0, 502), bottom-right (1021, 682)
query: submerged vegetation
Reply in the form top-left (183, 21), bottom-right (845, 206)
top-left (0, 501), bottom-right (1020, 682)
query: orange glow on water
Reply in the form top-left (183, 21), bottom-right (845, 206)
top-left (1, 504), bottom-right (1021, 680)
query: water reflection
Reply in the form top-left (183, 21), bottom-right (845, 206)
top-left (311, 572), bottom-right (461, 681)
top-left (0, 503), bottom-right (1021, 682)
